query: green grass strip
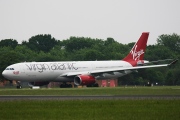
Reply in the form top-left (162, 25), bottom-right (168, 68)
top-left (0, 86), bottom-right (180, 95)
top-left (0, 100), bottom-right (179, 120)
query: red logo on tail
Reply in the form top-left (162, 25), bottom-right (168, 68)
top-left (130, 45), bottom-right (144, 61)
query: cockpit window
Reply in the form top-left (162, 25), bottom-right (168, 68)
top-left (5, 68), bottom-right (14, 70)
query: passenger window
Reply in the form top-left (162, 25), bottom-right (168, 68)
top-left (6, 68), bottom-right (14, 70)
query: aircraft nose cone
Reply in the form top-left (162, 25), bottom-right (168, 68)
top-left (2, 70), bottom-right (7, 77)
top-left (2, 70), bottom-right (12, 80)
top-left (2, 70), bottom-right (10, 79)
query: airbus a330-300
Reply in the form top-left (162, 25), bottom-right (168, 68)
top-left (2, 32), bottom-right (178, 88)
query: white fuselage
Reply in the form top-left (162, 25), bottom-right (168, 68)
top-left (3, 60), bottom-right (132, 82)
top-left (2, 32), bottom-right (173, 86)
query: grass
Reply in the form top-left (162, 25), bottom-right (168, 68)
top-left (0, 100), bottom-right (179, 120)
top-left (0, 86), bottom-right (179, 120)
top-left (0, 86), bottom-right (180, 95)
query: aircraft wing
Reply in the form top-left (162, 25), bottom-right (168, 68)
top-left (144, 59), bottom-right (173, 65)
top-left (61, 59), bottom-right (178, 77)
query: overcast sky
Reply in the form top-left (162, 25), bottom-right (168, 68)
top-left (0, 0), bottom-right (180, 45)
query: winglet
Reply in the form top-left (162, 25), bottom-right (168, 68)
top-left (168, 59), bottom-right (178, 66)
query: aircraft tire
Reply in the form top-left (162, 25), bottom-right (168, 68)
top-left (16, 85), bottom-right (22, 89)
top-left (60, 83), bottom-right (73, 88)
top-left (87, 84), bottom-right (92, 87)
top-left (60, 84), bottom-right (64, 88)
top-left (94, 83), bottom-right (99, 87)
top-left (69, 84), bottom-right (73, 88)
top-left (87, 83), bottom-right (99, 87)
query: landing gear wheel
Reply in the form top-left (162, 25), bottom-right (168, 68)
top-left (87, 83), bottom-right (99, 87)
top-left (60, 82), bottom-right (73, 88)
top-left (94, 83), bottom-right (99, 87)
top-left (68, 84), bottom-right (72, 88)
top-left (16, 81), bottom-right (22, 89)
top-left (16, 85), bottom-right (22, 89)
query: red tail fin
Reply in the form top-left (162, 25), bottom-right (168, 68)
top-left (123, 32), bottom-right (149, 66)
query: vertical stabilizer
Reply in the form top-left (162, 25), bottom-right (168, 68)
top-left (123, 32), bottom-right (149, 66)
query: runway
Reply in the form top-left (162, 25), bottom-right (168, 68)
top-left (0, 95), bottom-right (180, 100)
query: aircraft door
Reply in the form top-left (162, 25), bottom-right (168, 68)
top-left (19, 64), bottom-right (25, 74)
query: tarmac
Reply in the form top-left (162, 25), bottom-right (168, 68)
top-left (0, 95), bottom-right (180, 101)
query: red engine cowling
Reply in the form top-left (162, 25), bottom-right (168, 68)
top-left (74, 75), bottom-right (96, 86)
top-left (28, 81), bottom-right (49, 87)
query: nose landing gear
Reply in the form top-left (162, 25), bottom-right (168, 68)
top-left (16, 81), bottom-right (22, 89)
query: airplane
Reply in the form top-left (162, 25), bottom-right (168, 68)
top-left (2, 32), bottom-right (178, 88)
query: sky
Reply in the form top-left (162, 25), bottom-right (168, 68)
top-left (0, 0), bottom-right (180, 45)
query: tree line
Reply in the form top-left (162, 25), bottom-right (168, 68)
top-left (0, 33), bottom-right (180, 85)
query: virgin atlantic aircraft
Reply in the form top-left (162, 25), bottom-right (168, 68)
top-left (2, 32), bottom-right (178, 88)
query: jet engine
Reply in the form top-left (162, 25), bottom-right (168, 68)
top-left (74, 75), bottom-right (96, 86)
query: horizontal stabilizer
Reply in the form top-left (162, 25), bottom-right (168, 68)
top-left (168, 59), bottom-right (178, 66)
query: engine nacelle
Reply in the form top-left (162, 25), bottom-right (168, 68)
top-left (74, 75), bottom-right (96, 86)
top-left (28, 81), bottom-right (49, 87)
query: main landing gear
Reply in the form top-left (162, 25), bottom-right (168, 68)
top-left (87, 83), bottom-right (99, 87)
top-left (60, 82), bottom-right (73, 88)
top-left (16, 81), bottom-right (22, 89)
